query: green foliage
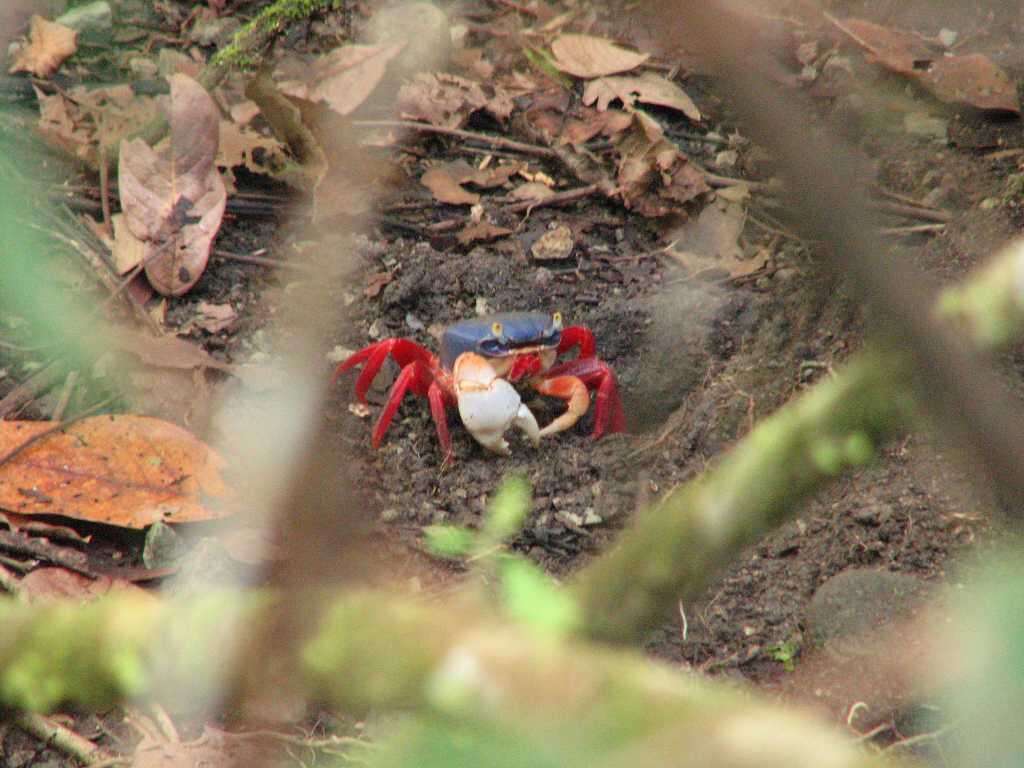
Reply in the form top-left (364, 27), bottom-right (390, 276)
top-left (499, 557), bottom-right (580, 637)
top-left (422, 476), bottom-right (580, 637)
top-left (423, 525), bottom-right (477, 559)
top-left (767, 640), bottom-right (799, 673)
top-left (481, 475), bottom-right (531, 545)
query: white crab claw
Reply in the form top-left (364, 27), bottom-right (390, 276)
top-left (457, 378), bottom-right (540, 455)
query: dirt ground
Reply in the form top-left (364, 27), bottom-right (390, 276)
top-left (3, 0), bottom-right (1024, 763)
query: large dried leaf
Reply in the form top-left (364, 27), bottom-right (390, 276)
top-left (278, 43), bottom-right (405, 116)
top-left (583, 74), bottom-right (701, 121)
top-left (119, 74), bottom-right (227, 296)
top-left (666, 195), bottom-right (765, 278)
top-left (0, 415), bottom-right (232, 528)
top-left (614, 112), bottom-right (709, 217)
top-left (398, 72), bottom-right (514, 128)
top-left (9, 15), bottom-right (77, 77)
top-left (836, 17), bottom-right (1020, 114)
top-left (550, 34), bottom-right (649, 79)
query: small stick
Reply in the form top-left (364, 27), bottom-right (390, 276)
top-left (353, 120), bottom-right (558, 159)
top-left (880, 223), bottom-right (946, 236)
top-left (0, 361), bottom-right (62, 419)
top-left (98, 135), bottom-right (112, 235)
top-left (703, 170), bottom-right (768, 191)
top-left (868, 200), bottom-right (952, 223)
top-left (212, 248), bottom-right (318, 274)
top-left (14, 712), bottom-right (109, 765)
top-left (50, 370), bottom-right (79, 422)
top-left (0, 561), bottom-right (22, 596)
top-left (872, 185), bottom-right (944, 212)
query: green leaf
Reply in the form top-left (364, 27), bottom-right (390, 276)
top-left (499, 557), bottom-right (580, 637)
top-left (423, 525), bottom-right (477, 559)
top-left (481, 476), bottom-right (531, 545)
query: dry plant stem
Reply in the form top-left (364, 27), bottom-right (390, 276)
top-left (212, 248), bottom-right (318, 274)
top-left (14, 712), bottom-right (107, 765)
top-left (50, 370), bottom-right (78, 421)
top-left (505, 183), bottom-right (602, 213)
top-left (868, 200), bottom-right (952, 224)
top-left (353, 120), bottom-right (559, 159)
top-left (881, 224), bottom-right (946, 237)
top-left (0, 592), bottom-right (892, 768)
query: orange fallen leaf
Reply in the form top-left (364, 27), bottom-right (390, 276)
top-left (550, 34), bottom-right (649, 79)
top-left (8, 15), bottom-right (77, 77)
top-left (0, 415), bottom-right (232, 528)
top-left (364, 271), bottom-right (394, 298)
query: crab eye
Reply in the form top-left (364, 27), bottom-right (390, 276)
top-left (491, 321), bottom-right (504, 337)
top-left (552, 311), bottom-right (563, 329)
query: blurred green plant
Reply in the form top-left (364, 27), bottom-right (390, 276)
top-left (424, 476), bottom-right (580, 638)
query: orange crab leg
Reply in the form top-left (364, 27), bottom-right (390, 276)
top-left (535, 375), bottom-right (590, 437)
top-left (544, 356), bottom-right (626, 438)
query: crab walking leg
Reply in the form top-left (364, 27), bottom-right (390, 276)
top-left (372, 360), bottom-right (441, 448)
top-left (535, 375), bottom-right (590, 437)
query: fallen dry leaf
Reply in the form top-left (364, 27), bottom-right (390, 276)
top-left (110, 213), bottom-right (146, 274)
top-left (35, 84), bottom-right (160, 168)
top-left (510, 181), bottom-right (556, 202)
top-left (109, 327), bottom-right (234, 373)
top-left (20, 567), bottom-right (146, 603)
top-left (119, 74), bottom-right (227, 296)
top-left (421, 160), bottom-right (521, 205)
top-left (422, 166), bottom-right (480, 205)
top-left (217, 120), bottom-right (288, 179)
top-left (364, 271), bottom-right (394, 298)
top-left (614, 112), bottom-right (709, 216)
top-left (667, 195), bottom-right (765, 279)
top-left (9, 15), bottom-right (77, 77)
top-left (398, 72), bottom-right (514, 128)
top-left (457, 221), bottom-right (512, 245)
top-left (550, 34), bottom-right (649, 78)
top-left (835, 17), bottom-right (1020, 113)
top-left (583, 73), bottom-right (701, 121)
top-left (278, 43), bottom-right (405, 116)
top-left (194, 301), bottom-right (238, 334)
top-left (0, 415), bottom-right (232, 528)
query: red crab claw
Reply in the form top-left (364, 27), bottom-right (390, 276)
top-left (545, 355), bottom-right (626, 439)
top-left (332, 339), bottom-right (437, 403)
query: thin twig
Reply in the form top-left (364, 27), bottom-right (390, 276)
top-left (50, 370), bottom-right (78, 421)
top-left (868, 200), bottom-right (952, 223)
top-left (353, 120), bottom-right (558, 159)
top-left (212, 249), bottom-right (318, 274)
top-left (880, 224), bottom-right (946, 236)
top-left (14, 712), bottom-right (110, 765)
top-left (505, 183), bottom-right (602, 213)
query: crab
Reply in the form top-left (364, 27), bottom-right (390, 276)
top-left (333, 311), bottom-right (626, 458)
